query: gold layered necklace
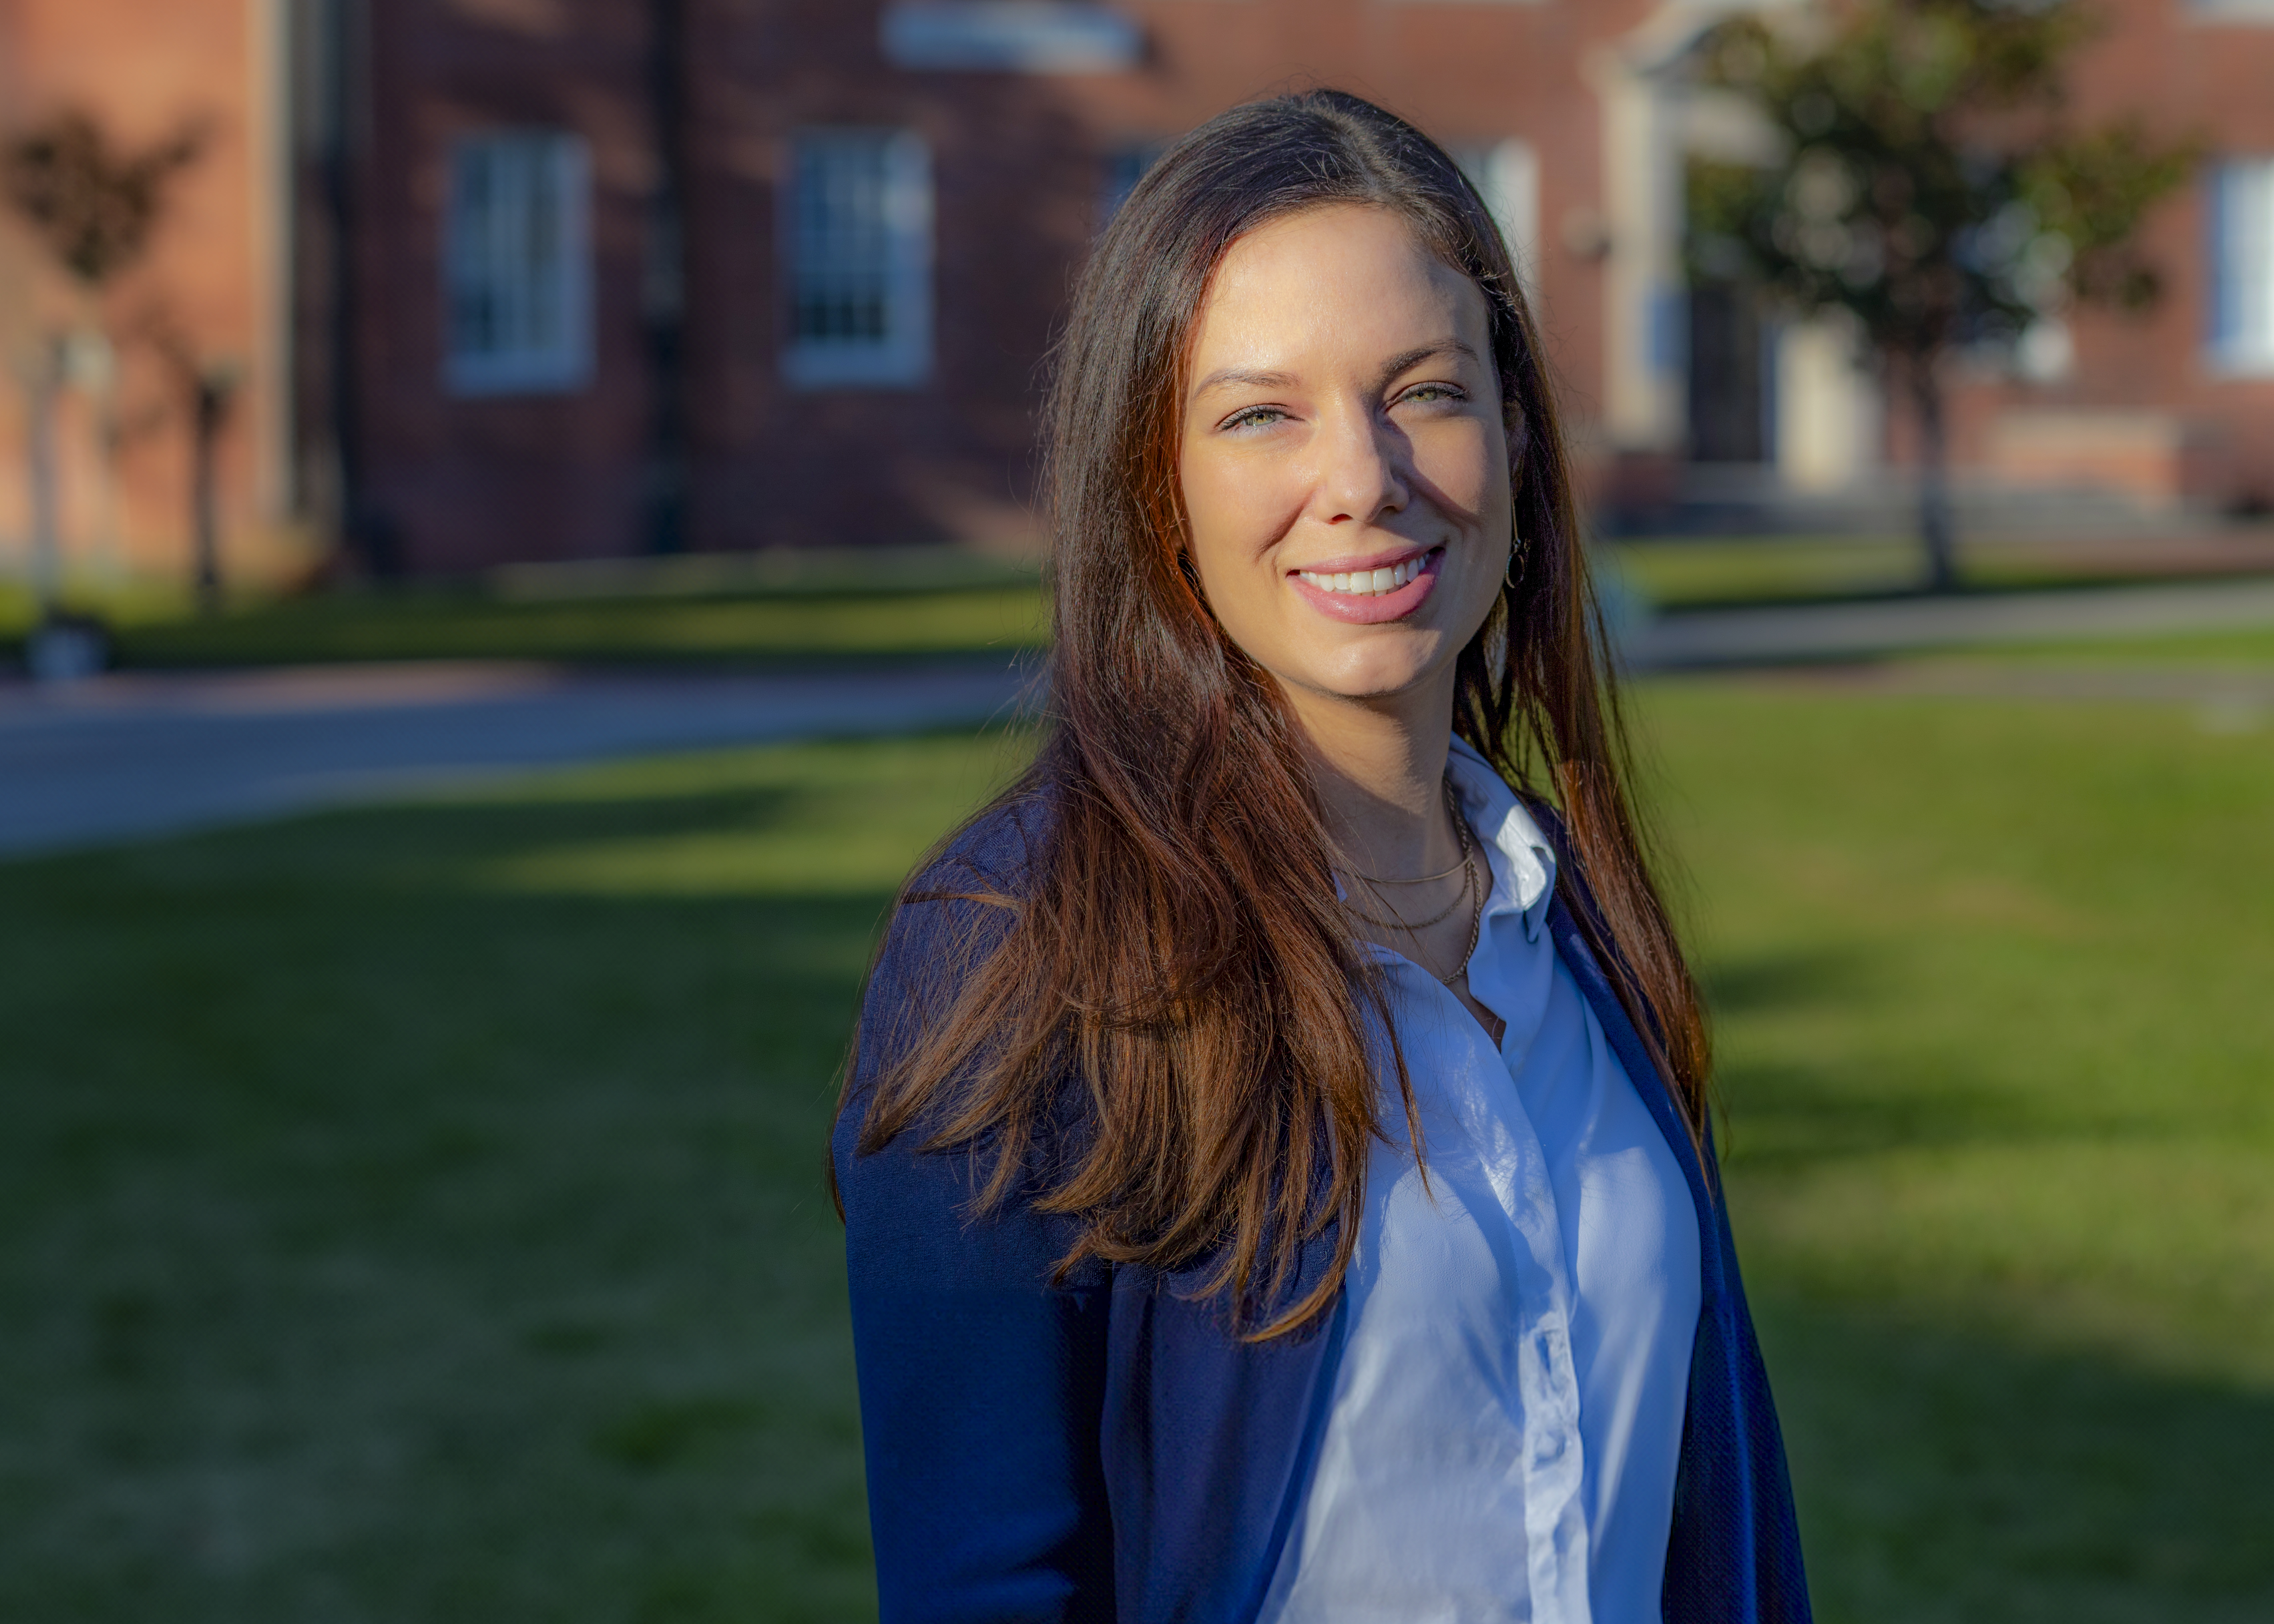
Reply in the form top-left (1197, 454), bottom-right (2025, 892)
top-left (1335, 777), bottom-right (1487, 986)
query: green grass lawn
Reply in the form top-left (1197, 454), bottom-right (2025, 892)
top-left (1645, 680), bottom-right (2274, 1621)
top-left (4, 680), bottom-right (2271, 1620)
top-left (1607, 532), bottom-right (2274, 610)
top-left (104, 583), bottom-right (1048, 670)
top-left (2, 549), bottom-right (1047, 671)
top-left (1981, 624), bottom-right (2274, 667)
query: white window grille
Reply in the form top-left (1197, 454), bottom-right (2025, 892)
top-left (2210, 159), bottom-right (2274, 374)
top-left (443, 131), bottom-right (592, 396)
top-left (783, 129), bottom-right (934, 389)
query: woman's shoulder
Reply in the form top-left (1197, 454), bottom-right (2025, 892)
top-left (866, 789), bottom-right (1053, 1011)
top-left (902, 790), bottom-right (1051, 905)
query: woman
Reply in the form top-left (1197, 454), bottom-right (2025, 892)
top-left (832, 91), bottom-right (1810, 1624)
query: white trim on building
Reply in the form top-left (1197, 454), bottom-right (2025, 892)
top-left (1455, 139), bottom-right (1543, 297)
top-left (880, 4), bottom-right (1143, 73)
top-left (2209, 158), bottom-right (2274, 376)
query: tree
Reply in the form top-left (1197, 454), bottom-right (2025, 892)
top-left (3, 109), bottom-right (203, 622)
top-left (1690, 0), bottom-right (2194, 591)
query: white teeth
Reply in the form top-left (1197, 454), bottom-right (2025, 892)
top-left (1299, 554), bottom-right (1430, 596)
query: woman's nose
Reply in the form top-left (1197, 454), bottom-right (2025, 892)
top-left (1316, 407), bottom-right (1409, 525)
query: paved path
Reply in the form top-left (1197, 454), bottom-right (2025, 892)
top-left (1626, 577), bottom-right (2274, 668)
top-left (9, 575), bottom-right (2274, 857)
top-left (0, 660), bottom-right (1034, 857)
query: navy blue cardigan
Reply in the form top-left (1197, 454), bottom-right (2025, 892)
top-left (833, 797), bottom-right (1812, 1624)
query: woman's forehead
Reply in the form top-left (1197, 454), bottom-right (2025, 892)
top-left (1188, 206), bottom-right (1493, 383)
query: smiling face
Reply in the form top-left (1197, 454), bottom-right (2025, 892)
top-left (1178, 204), bottom-right (1514, 731)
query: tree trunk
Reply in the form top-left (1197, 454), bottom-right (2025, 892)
top-left (1908, 355), bottom-right (1958, 594)
top-left (192, 373), bottom-right (228, 612)
top-left (642, 0), bottom-right (690, 555)
top-left (26, 334), bottom-right (64, 617)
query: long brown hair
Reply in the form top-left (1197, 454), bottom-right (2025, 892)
top-left (840, 90), bottom-right (1708, 1337)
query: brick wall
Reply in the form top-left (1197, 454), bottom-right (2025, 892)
top-left (10, 0), bottom-right (2262, 581)
top-left (345, 0), bottom-right (1655, 572)
top-left (1932, 0), bottom-right (2274, 509)
top-left (0, 0), bottom-right (286, 588)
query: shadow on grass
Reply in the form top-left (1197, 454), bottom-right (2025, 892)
top-left (3, 753), bottom-right (2268, 1623)
top-left (1702, 948), bottom-right (2064, 1167)
top-left (1759, 1291), bottom-right (2274, 1624)
top-left (1701, 946), bottom-right (1874, 1015)
top-left (0, 778), bottom-right (907, 1624)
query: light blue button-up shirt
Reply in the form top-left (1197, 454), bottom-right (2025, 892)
top-left (1258, 739), bottom-right (1703, 1624)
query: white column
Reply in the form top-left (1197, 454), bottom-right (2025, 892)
top-left (1586, 46), bottom-right (1684, 452)
top-left (1477, 138), bottom-right (1542, 298)
top-left (1774, 314), bottom-right (1879, 491)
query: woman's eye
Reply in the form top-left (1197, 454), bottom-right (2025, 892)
top-left (1222, 406), bottom-right (1288, 432)
top-left (1399, 383), bottom-right (1466, 406)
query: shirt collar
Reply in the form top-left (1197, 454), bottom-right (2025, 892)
top-left (1445, 736), bottom-right (1557, 945)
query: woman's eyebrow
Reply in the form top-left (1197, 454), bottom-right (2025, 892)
top-left (1188, 340), bottom-right (1478, 402)
top-left (1190, 365), bottom-right (1298, 399)
top-left (1377, 340), bottom-right (1478, 383)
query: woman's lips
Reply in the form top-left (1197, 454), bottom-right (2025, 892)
top-left (1286, 546), bottom-right (1445, 625)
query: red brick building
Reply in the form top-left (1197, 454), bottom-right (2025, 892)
top-left (1940, 0), bottom-right (2274, 514)
top-left (4, 1), bottom-right (2272, 580)
top-left (328, 0), bottom-right (1659, 572)
top-left (0, 0), bottom-right (294, 588)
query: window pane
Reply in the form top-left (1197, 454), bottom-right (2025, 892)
top-left (444, 131), bottom-right (592, 395)
top-left (784, 129), bottom-right (932, 388)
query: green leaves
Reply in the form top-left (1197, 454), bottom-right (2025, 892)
top-left (1692, 0), bottom-right (2190, 360)
top-left (3, 110), bottom-right (205, 290)
top-left (2021, 120), bottom-right (2202, 310)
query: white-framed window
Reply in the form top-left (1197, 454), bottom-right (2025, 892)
top-left (880, 3), bottom-right (1144, 72)
top-left (783, 129), bottom-right (934, 389)
top-left (2188, 0), bottom-right (2274, 21)
top-left (2209, 158), bottom-right (2274, 375)
top-left (443, 131), bottom-right (592, 396)
top-left (1452, 138), bottom-right (1541, 296)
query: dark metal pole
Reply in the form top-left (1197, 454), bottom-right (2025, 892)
top-left (323, 0), bottom-right (389, 576)
top-left (188, 365), bottom-right (241, 612)
top-left (642, 0), bottom-right (690, 554)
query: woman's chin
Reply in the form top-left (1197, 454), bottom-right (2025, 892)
top-left (1282, 642), bottom-right (1450, 706)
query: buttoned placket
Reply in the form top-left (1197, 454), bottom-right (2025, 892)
top-left (1351, 743), bottom-right (1595, 1624)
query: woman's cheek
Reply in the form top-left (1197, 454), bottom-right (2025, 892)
top-left (1417, 424), bottom-right (1498, 522)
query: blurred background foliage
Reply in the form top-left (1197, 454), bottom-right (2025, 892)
top-left (1690, 0), bottom-right (2197, 589)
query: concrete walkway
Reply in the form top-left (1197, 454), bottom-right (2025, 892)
top-left (1626, 576), bottom-right (2274, 668)
top-left (0, 659), bottom-right (1034, 857)
top-left (8, 573), bottom-right (2274, 858)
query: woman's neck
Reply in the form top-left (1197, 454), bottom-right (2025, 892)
top-left (1286, 674), bottom-right (1462, 883)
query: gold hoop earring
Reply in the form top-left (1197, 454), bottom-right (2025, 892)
top-left (1505, 535), bottom-right (1525, 589)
